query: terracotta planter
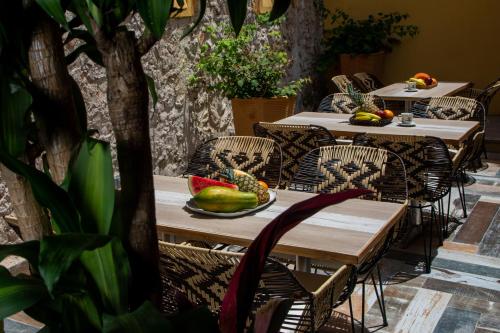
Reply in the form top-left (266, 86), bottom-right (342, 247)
top-left (230, 96), bottom-right (296, 136)
top-left (339, 51), bottom-right (386, 78)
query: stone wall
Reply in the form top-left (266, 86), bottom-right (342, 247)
top-left (0, 0), bottom-right (323, 217)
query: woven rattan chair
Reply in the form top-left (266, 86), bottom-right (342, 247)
top-left (253, 123), bottom-right (337, 189)
top-left (352, 72), bottom-right (384, 93)
top-left (457, 77), bottom-right (500, 116)
top-left (159, 241), bottom-right (354, 332)
top-left (288, 145), bottom-right (408, 332)
top-left (184, 136), bottom-right (282, 189)
top-left (317, 93), bottom-right (386, 114)
top-left (331, 74), bottom-right (353, 93)
top-left (412, 96), bottom-right (486, 129)
top-left (353, 134), bottom-right (452, 273)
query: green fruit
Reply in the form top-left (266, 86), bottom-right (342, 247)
top-left (193, 186), bottom-right (258, 212)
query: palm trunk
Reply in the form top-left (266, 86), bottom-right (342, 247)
top-left (96, 29), bottom-right (160, 307)
top-left (0, 161), bottom-right (50, 241)
top-left (28, 12), bottom-right (82, 185)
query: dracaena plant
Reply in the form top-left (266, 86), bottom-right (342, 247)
top-left (189, 14), bottom-right (309, 99)
top-left (0, 0), bottom-right (294, 332)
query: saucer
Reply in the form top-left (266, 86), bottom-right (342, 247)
top-left (404, 89), bottom-right (418, 92)
top-left (397, 122), bottom-right (416, 127)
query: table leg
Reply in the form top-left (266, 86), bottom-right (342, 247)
top-left (296, 256), bottom-right (311, 272)
top-left (405, 100), bottom-right (412, 113)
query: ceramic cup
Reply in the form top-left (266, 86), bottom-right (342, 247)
top-left (406, 81), bottom-right (417, 91)
top-left (399, 112), bottom-right (413, 125)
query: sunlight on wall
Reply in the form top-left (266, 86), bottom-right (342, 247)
top-left (324, 0), bottom-right (500, 114)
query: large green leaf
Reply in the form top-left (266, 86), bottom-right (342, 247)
top-left (103, 301), bottom-right (173, 333)
top-left (227, 0), bottom-right (248, 35)
top-left (181, 0), bottom-right (206, 38)
top-left (0, 80), bottom-right (31, 157)
top-left (136, 0), bottom-right (173, 40)
top-left (80, 239), bottom-right (130, 314)
top-left (66, 137), bottom-right (114, 235)
top-left (0, 267), bottom-right (47, 320)
top-left (70, 0), bottom-right (94, 34)
top-left (0, 241), bottom-right (40, 268)
top-left (269, 0), bottom-right (291, 21)
top-left (36, 0), bottom-right (70, 29)
top-left (0, 149), bottom-right (81, 233)
top-left (60, 292), bottom-right (102, 331)
top-left (38, 234), bottom-right (110, 294)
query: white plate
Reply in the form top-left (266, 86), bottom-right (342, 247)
top-left (397, 122), bottom-right (416, 127)
top-left (185, 190), bottom-right (277, 217)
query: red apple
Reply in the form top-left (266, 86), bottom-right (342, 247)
top-left (424, 77), bottom-right (433, 85)
top-left (376, 110), bottom-right (386, 118)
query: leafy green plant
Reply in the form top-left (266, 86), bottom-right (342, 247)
top-left (319, 9), bottom-right (419, 70)
top-left (0, 0), bottom-right (295, 332)
top-left (190, 14), bottom-right (309, 99)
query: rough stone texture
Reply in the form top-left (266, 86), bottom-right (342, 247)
top-left (0, 1), bottom-right (322, 214)
top-left (0, 217), bottom-right (20, 245)
top-left (68, 0), bottom-right (323, 176)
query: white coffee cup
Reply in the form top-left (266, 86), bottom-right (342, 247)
top-left (399, 112), bottom-right (413, 125)
top-left (406, 81), bottom-right (417, 91)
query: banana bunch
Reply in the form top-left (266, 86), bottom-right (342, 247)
top-left (408, 77), bottom-right (427, 89)
top-left (354, 111), bottom-right (381, 122)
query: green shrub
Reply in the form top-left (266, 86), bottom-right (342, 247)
top-left (190, 15), bottom-right (309, 99)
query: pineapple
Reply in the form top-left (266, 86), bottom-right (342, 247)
top-left (219, 168), bottom-right (269, 204)
top-left (347, 84), bottom-right (378, 114)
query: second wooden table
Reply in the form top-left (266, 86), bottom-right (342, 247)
top-left (274, 112), bottom-right (479, 147)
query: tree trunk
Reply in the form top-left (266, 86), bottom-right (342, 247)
top-left (28, 12), bottom-right (82, 185)
top-left (97, 30), bottom-right (160, 307)
top-left (0, 161), bottom-right (50, 241)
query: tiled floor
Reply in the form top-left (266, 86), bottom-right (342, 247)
top-left (322, 160), bottom-right (500, 333)
top-left (4, 161), bottom-right (500, 333)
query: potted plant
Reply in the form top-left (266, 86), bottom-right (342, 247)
top-left (190, 15), bottom-right (309, 136)
top-left (319, 9), bottom-right (419, 78)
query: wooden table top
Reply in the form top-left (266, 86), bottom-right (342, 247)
top-left (274, 112), bottom-right (479, 146)
top-left (369, 82), bottom-right (471, 101)
top-left (154, 176), bottom-right (407, 265)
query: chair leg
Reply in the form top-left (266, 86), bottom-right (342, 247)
top-left (460, 170), bottom-right (468, 218)
top-left (348, 296), bottom-right (356, 333)
top-left (370, 265), bottom-right (388, 327)
top-left (436, 201), bottom-right (443, 245)
top-left (421, 205), bottom-right (432, 274)
top-left (456, 174), bottom-right (467, 218)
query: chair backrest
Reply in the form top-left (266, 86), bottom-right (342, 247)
top-left (158, 241), bottom-right (352, 332)
top-left (289, 145), bottom-right (408, 204)
top-left (254, 122), bottom-right (337, 188)
top-left (317, 93), bottom-right (386, 114)
top-left (352, 72), bottom-right (384, 93)
top-left (331, 75), bottom-right (352, 93)
top-left (478, 78), bottom-right (500, 115)
top-left (464, 130), bottom-right (485, 166)
top-left (353, 134), bottom-right (452, 202)
top-left (184, 136), bottom-right (282, 188)
top-left (415, 96), bottom-right (486, 129)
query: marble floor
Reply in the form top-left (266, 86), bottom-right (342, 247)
top-left (4, 161), bottom-right (500, 333)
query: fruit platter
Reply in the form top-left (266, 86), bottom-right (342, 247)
top-left (407, 72), bottom-right (438, 89)
top-left (346, 84), bottom-right (394, 126)
top-left (185, 169), bottom-right (276, 217)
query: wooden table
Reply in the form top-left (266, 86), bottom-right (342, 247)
top-left (274, 112), bottom-right (479, 147)
top-left (369, 82), bottom-right (471, 112)
top-left (155, 176), bottom-right (406, 270)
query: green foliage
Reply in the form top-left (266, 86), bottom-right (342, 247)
top-left (190, 15), bottom-right (309, 99)
top-left (0, 79), bottom-right (31, 157)
top-left (136, 0), bottom-right (173, 40)
top-left (319, 9), bottom-right (419, 70)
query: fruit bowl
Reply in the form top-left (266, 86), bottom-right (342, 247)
top-left (185, 190), bottom-right (277, 217)
top-left (349, 116), bottom-right (392, 127)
